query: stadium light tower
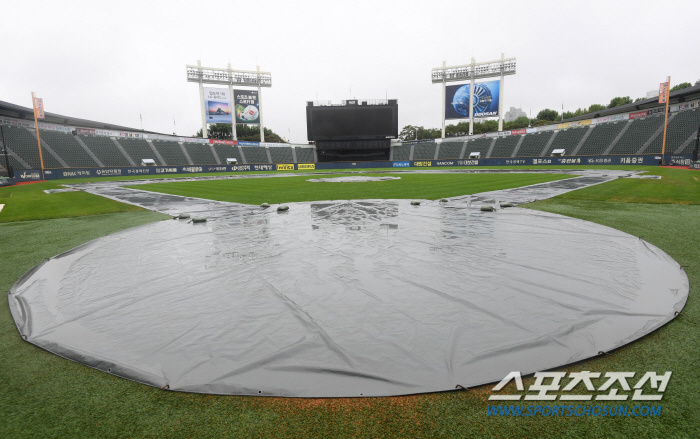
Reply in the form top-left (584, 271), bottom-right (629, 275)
top-left (186, 61), bottom-right (271, 141)
top-left (432, 54), bottom-right (516, 137)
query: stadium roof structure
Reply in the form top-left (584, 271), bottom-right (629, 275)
top-left (562, 83), bottom-right (700, 123)
top-left (0, 99), bottom-right (162, 134)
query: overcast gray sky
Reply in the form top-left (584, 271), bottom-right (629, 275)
top-left (2, 0), bottom-right (698, 142)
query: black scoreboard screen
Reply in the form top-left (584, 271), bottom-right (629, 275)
top-left (306, 101), bottom-right (398, 141)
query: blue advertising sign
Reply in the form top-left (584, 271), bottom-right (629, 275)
top-left (393, 161), bottom-right (410, 167)
top-left (446, 80), bottom-right (500, 119)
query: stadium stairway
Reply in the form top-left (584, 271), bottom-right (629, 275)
top-left (78, 135), bottom-right (132, 167)
top-left (39, 130), bottom-right (99, 168)
top-left (269, 147), bottom-right (294, 164)
top-left (490, 135), bottom-right (520, 158)
top-left (515, 131), bottom-right (554, 157)
top-left (183, 142), bottom-right (218, 165)
top-left (151, 140), bottom-right (191, 165)
top-left (575, 122), bottom-right (627, 156)
top-left (212, 144), bottom-right (243, 165)
top-left (116, 138), bottom-right (163, 165)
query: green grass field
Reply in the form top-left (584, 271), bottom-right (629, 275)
top-left (126, 172), bottom-right (571, 205)
top-left (1, 166), bottom-right (699, 438)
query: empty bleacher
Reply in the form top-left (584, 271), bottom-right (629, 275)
top-left (674, 109), bottom-right (700, 154)
top-left (543, 126), bottom-right (588, 156)
top-left (294, 147), bottom-right (315, 163)
top-left (152, 141), bottom-right (189, 165)
top-left (577, 122), bottom-right (626, 156)
top-left (2, 126), bottom-right (42, 169)
top-left (490, 135), bottom-right (520, 158)
top-left (608, 116), bottom-right (664, 155)
top-left (646, 109), bottom-right (700, 154)
top-left (515, 131), bottom-right (554, 157)
top-left (412, 143), bottom-right (437, 160)
top-left (79, 135), bottom-right (131, 167)
top-left (392, 144), bottom-right (412, 160)
top-left (269, 146), bottom-right (294, 164)
top-left (183, 143), bottom-right (217, 165)
top-left (40, 130), bottom-right (98, 168)
top-left (212, 144), bottom-right (243, 164)
top-left (437, 141), bottom-right (464, 159)
top-left (3, 126), bottom-right (64, 168)
top-left (464, 137), bottom-right (493, 158)
top-left (241, 146), bottom-right (269, 164)
top-left (117, 138), bottom-right (161, 165)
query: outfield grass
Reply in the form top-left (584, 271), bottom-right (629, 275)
top-left (127, 172), bottom-right (571, 205)
top-left (0, 182), bottom-right (143, 223)
top-left (2, 168), bottom-right (699, 438)
top-left (554, 167), bottom-right (700, 204)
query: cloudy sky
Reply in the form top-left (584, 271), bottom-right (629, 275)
top-left (2, 0), bottom-right (697, 142)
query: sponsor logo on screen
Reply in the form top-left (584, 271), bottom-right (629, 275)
top-left (435, 161), bottom-right (454, 166)
top-left (414, 161), bottom-right (432, 167)
top-left (298, 164), bottom-right (315, 170)
top-left (393, 161), bottom-right (410, 167)
top-left (276, 164), bottom-right (294, 171)
top-left (209, 139), bottom-right (237, 145)
top-left (510, 129), bottom-right (527, 135)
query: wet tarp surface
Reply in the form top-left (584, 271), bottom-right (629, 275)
top-left (9, 188), bottom-right (688, 397)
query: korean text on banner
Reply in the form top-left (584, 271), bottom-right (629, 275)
top-left (659, 82), bottom-right (669, 104)
top-left (33, 98), bottom-right (45, 119)
top-left (234, 89), bottom-right (260, 124)
top-left (203, 87), bottom-right (233, 124)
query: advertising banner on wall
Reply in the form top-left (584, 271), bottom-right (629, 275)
top-left (203, 87), bottom-right (233, 124)
top-left (445, 80), bottom-right (500, 119)
top-left (233, 89), bottom-right (260, 124)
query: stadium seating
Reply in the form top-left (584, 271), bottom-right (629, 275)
top-left (2, 126), bottom-right (42, 169)
top-left (212, 144), bottom-right (243, 164)
top-left (40, 130), bottom-right (98, 168)
top-left (608, 116), bottom-right (664, 155)
top-left (79, 135), bottom-right (131, 167)
top-left (674, 109), bottom-right (700, 154)
top-left (241, 146), bottom-right (269, 164)
top-left (152, 141), bottom-right (189, 165)
top-left (464, 137), bottom-right (493, 158)
top-left (412, 143), bottom-right (437, 160)
top-left (437, 141), bottom-right (464, 159)
top-left (183, 143), bottom-right (217, 165)
top-left (647, 109), bottom-right (700, 154)
top-left (490, 135), bottom-right (520, 158)
top-left (3, 126), bottom-right (64, 168)
top-left (117, 138), bottom-right (161, 165)
top-left (543, 126), bottom-right (588, 156)
top-left (392, 144), bottom-right (411, 161)
top-left (515, 131), bottom-right (553, 157)
top-left (294, 147), bottom-right (315, 163)
top-left (576, 122), bottom-right (626, 156)
top-left (269, 147), bottom-right (294, 163)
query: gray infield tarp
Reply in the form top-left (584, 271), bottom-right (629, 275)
top-left (8, 196), bottom-right (688, 397)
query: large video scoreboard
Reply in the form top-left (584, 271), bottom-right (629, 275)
top-left (306, 100), bottom-right (398, 141)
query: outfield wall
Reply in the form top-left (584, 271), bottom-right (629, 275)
top-left (11, 154), bottom-right (694, 182)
